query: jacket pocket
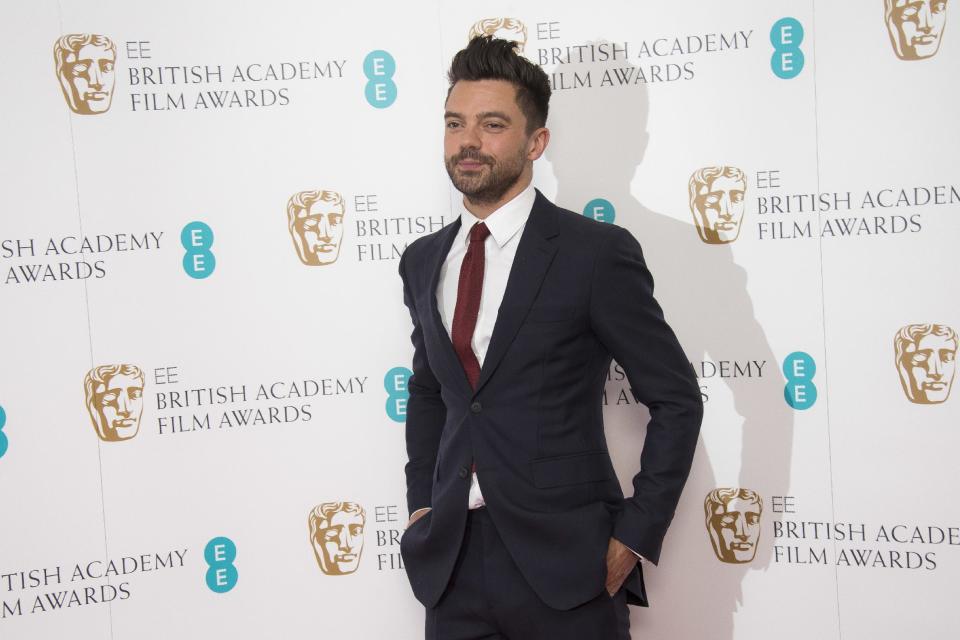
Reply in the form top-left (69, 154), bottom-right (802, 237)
top-left (531, 451), bottom-right (615, 488)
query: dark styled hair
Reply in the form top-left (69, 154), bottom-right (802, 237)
top-left (447, 36), bottom-right (551, 133)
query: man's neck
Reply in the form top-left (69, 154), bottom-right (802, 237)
top-left (462, 173), bottom-right (533, 220)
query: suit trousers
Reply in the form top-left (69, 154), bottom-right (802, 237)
top-left (424, 507), bottom-right (631, 640)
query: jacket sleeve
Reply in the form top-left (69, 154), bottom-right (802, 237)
top-left (589, 225), bottom-right (703, 564)
top-left (399, 249), bottom-right (447, 517)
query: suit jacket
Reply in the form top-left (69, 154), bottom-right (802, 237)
top-left (398, 189), bottom-right (703, 611)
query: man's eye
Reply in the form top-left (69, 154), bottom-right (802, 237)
top-left (73, 63), bottom-right (88, 74)
top-left (101, 392), bottom-right (118, 406)
top-left (901, 7), bottom-right (918, 18)
top-left (912, 352), bottom-right (930, 364)
top-left (941, 350), bottom-right (956, 363)
top-left (730, 191), bottom-right (744, 203)
top-left (101, 61), bottom-right (114, 72)
top-left (486, 122), bottom-right (504, 129)
top-left (329, 214), bottom-right (343, 226)
top-left (445, 121), bottom-right (461, 129)
top-left (303, 219), bottom-right (317, 228)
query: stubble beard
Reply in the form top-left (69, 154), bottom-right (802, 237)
top-left (445, 146), bottom-right (527, 206)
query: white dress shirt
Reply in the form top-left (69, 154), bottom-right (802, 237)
top-left (437, 183), bottom-right (536, 510)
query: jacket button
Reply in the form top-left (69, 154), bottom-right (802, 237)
top-left (470, 401), bottom-right (482, 414)
top-left (458, 466), bottom-right (469, 479)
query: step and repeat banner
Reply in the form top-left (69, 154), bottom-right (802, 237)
top-left (1, 1), bottom-right (957, 638)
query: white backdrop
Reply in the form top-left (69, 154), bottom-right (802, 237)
top-left (1, 1), bottom-right (958, 638)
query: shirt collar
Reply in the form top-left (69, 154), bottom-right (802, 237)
top-left (456, 182), bottom-right (536, 249)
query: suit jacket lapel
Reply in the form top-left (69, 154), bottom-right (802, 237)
top-left (425, 218), bottom-right (474, 395)
top-left (474, 190), bottom-right (559, 394)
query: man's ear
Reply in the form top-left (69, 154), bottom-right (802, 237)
top-left (527, 127), bottom-right (550, 161)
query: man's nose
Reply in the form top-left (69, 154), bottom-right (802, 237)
top-left (461, 123), bottom-right (482, 149)
top-left (337, 531), bottom-right (352, 551)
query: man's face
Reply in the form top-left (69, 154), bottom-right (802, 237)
top-left (294, 199), bottom-right (345, 265)
top-left (62, 43), bottom-right (116, 114)
top-left (314, 510), bottom-right (365, 575)
top-left (692, 174), bottom-right (746, 244)
top-left (444, 79), bottom-right (532, 205)
top-left (901, 334), bottom-right (956, 403)
top-left (888, 0), bottom-right (948, 59)
top-left (708, 497), bottom-right (761, 563)
top-left (92, 373), bottom-right (143, 441)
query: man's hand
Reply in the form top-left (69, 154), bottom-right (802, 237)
top-left (605, 537), bottom-right (639, 596)
top-left (405, 507), bottom-right (432, 530)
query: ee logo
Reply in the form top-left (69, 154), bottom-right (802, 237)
top-left (783, 351), bottom-right (817, 410)
top-left (364, 50), bottom-right (397, 109)
top-left (583, 198), bottom-right (615, 224)
top-left (770, 17), bottom-right (805, 79)
top-left (204, 536), bottom-right (238, 593)
top-left (182, 221), bottom-right (216, 279)
top-left (385, 367), bottom-right (412, 423)
top-left (0, 405), bottom-right (8, 459)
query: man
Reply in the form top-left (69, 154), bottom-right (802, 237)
top-left (83, 364), bottom-right (145, 442)
top-left (894, 323), bottom-right (957, 404)
top-left (286, 189), bottom-right (346, 266)
top-left (308, 501), bottom-right (366, 575)
top-left (688, 166), bottom-right (747, 245)
top-left (884, 0), bottom-right (948, 60)
top-left (54, 34), bottom-right (117, 114)
top-left (398, 37), bottom-right (702, 639)
top-left (704, 488), bottom-right (762, 564)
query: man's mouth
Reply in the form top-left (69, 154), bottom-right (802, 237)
top-left (313, 243), bottom-right (334, 253)
top-left (922, 381), bottom-right (946, 390)
top-left (730, 542), bottom-right (753, 551)
top-left (84, 91), bottom-right (108, 100)
top-left (912, 35), bottom-right (938, 45)
top-left (335, 553), bottom-right (357, 562)
top-left (714, 221), bottom-right (737, 231)
top-left (112, 419), bottom-right (136, 429)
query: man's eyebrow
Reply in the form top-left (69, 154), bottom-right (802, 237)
top-left (443, 110), bottom-right (512, 122)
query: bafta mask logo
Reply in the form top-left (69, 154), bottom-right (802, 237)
top-left (689, 166), bottom-right (747, 244)
top-left (895, 323), bottom-right (957, 404)
top-left (287, 190), bottom-right (346, 266)
top-left (468, 18), bottom-right (528, 52)
top-left (54, 34), bottom-right (117, 114)
top-left (705, 488), bottom-right (762, 564)
top-left (83, 364), bottom-right (145, 442)
top-left (308, 502), bottom-right (366, 575)
top-left (885, 0), bottom-right (948, 60)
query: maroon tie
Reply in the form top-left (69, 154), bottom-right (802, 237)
top-left (451, 222), bottom-right (490, 389)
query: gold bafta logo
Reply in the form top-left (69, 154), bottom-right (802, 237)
top-left (287, 190), bottom-right (346, 266)
top-left (468, 18), bottom-right (528, 52)
top-left (308, 502), bottom-right (366, 575)
top-left (704, 488), bottom-right (762, 564)
top-left (83, 364), bottom-right (144, 442)
top-left (895, 324), bottom-right (957, 404)
top-left (689, 166), bottom-right (747, 244)
top-left (885, 0), bottom-right (948, 60)
top-left (54, 34), bottom-right (117, 114)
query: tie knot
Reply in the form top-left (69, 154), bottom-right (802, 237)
top-left (469, 222), bottom-right (491, 244)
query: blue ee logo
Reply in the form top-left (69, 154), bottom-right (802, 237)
top-left (783, 351), bottom-right (817, 410)
top-left (770, 18), bottom-right (804, 79)
top-left (181, 221), bottom-right (216, 279)
top-left (0, 405), bottom-right (8, 459)
top-left (204, 536), bottom-right (238, 593)
top-left (364, 50), bottom-right (397, 109)
top-left (583, 198), bottom-right (615, 224)
top-left (385, 367), bottom-right (412, 423)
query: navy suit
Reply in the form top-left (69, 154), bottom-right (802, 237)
top-left (398, 190), bottom-right (703, 614)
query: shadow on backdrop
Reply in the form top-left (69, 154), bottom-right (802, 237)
top-left (542, 46), bottom-right (794, 639)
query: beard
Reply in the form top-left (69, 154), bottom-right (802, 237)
top-left (445, 146), bottom-right (527, 206)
